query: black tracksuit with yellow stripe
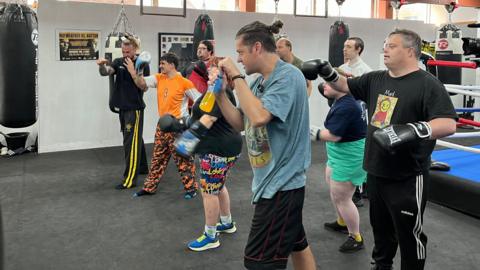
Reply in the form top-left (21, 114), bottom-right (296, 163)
top-left (111, 57), bottom-right (150, 188)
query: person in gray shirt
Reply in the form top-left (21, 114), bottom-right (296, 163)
top-left (216, 20), bottom-right (317, 270)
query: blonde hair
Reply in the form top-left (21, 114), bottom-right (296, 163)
top-left (121, 34), bottom-right (140, 49)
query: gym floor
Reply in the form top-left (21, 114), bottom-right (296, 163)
top-left (0, 141), bottom-right (479, 270)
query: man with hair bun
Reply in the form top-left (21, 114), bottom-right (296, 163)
top-left (216, 20), bottom-right (317, 270)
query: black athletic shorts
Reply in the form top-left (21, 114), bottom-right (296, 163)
top-left (244, 187), bottom-right (308, 270)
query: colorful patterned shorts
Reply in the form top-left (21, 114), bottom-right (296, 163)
top-left (199, 153), bottom-right (238, 195)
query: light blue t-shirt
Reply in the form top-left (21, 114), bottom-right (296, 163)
top-left (244, 60), bottom-right (311, 203)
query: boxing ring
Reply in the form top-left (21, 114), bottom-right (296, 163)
top-left (429, 82), bottom-right (480, 218)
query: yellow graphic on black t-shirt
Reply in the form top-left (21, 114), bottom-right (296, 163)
top-left (371, 94), bottom-right (398, 128)
top-left (245, 119), bottom-right (272, 168)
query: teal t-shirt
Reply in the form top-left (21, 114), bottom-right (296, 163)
top-left (245, 60), bottom-right (311, 203)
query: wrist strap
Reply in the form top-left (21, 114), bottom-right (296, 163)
top-left (231, 74), bottom-right (245, 81)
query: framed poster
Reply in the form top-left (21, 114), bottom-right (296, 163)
top-left (56, 30), bottom-right (100, 61)
top-left (158, 32), bottom-right (194, 72)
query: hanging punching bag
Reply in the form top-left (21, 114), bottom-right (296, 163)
top-left (192, 14), bottom-right (214, 61)
top-left (104, 34), bottom-right (125, 113)
top-left (0, 4), bottom-right (38, 128)
top-left (435, 24), bottom-right (463, 85)
top-left (329, 21), bottom-right (349, 68)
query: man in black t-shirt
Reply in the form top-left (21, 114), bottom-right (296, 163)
top-left (302, 29), bottom-right (457, 270)
top-left (96, 36), bottom-right (150, 190)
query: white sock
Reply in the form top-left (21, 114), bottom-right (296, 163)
top-left (220, 214), bottom-right (232, 224)
top-left (205, 225), bottom-right (216, 238)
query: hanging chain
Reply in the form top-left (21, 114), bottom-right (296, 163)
top-left (390, 1), bottom-right (401, 22)
top-left (445, 2), bottom-right (456, 24)
top-left (336, 0), bottom-right (345, 18)
top-left (111, 0), bottom-right (135, 35)
top-left (273, 0), bottom-right (279, 22)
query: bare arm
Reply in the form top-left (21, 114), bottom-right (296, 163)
top-left (218, 57), bottom-right (273, 128)
top-left (185, 88), bottom-right (202, 103)
top-left (328, 75), bottom-right (350, 94)
top-left (319, 129), bottom-right (341, 142)
top-left (198, 114), bottom-right (218, 129)
top-left (124, 57), bottom-right (148, 91)
top-left (429, 118), bottom-right (456, 139)
top-left (231, 77), bottom-right (273, 128)
top-left (96, 58), bottom-right (114, 76)
top-left (306, 80), bottom-right (313, 97)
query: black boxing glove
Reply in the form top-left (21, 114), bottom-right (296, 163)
top-left (158, 114), bottom-right (191, 133)
top-left (193, 60), bottom-right (208, 81)
top-left (373, 122), bottom-right (432, 154)
top-left (301, 59), bottom-right (339, 82)
top-left (301, 60), bottom-right (321, 80)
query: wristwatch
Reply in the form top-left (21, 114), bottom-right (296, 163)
top-left (231, 74), bottom-right (246, 81)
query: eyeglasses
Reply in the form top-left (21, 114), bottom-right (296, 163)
top-left (383, 43), bottom-right (414, 51)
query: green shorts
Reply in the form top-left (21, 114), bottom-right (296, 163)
top-left (326, 139), bottom-right (366, 186)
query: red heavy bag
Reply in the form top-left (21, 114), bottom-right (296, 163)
top-left (328, 21), bottom-right (349, 68)
top-left (192, 14), bottom-right (214, 61)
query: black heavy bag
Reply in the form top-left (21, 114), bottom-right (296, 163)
top-left (104, 34), bottom-right (124, 113)
top-left (328, 21), bottom-right (349, 68)
top-left (192, 14), bottom-right (214, 61)
top-left (0, 4), bottom-right (38, 128)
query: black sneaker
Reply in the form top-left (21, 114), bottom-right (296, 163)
top-left (115, 183), bottom-right (136, 190)
top-left (324, 220), bottom-right (348, 234)
top-left (370, 262), bottom-right (393, 270)
top-left (115, 184), bottom-right (127, 190)
top-left (339, 235), bottom-right (364, 253)
top-left (361, 183), bottom-right (369, 199)
top-left (133, 189), bottom-right (154, 197)
top-left (353, 196), bottom-right (364, 207)
top-left (353, 188), bottom-right (364, 207)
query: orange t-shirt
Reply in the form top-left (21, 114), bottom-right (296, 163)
top-left (155, 73), bottom-right (195, 118)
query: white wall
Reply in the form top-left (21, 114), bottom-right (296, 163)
top-left (37, 1), bottom-right (469, 153)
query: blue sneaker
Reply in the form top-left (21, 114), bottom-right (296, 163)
top-left (216, 222), bottom-right (236, 234)
top-left (187, 232), bottom-right (220, 251)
